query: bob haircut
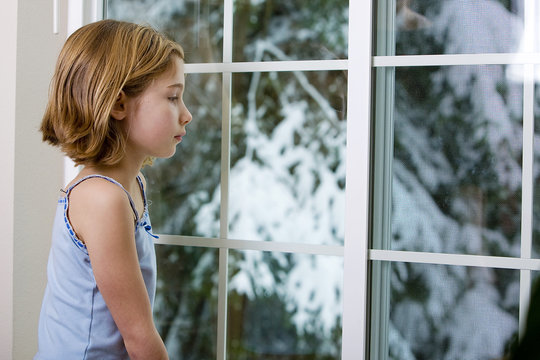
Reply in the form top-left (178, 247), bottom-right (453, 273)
top-left (41, 19), bottom-right (185, 166)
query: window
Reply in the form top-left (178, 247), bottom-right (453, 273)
top-left (369, 1), bottom-right (540, 359)
top-left (71, 0), bottom-right (540, 359)
top-left (104, 1), bottom-right (348, 359)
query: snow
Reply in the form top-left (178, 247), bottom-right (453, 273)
top-left (442, 281), bottom-right (517, 360)
top-left (434, 0), bottom-right (522, 54)
top-left (107, 0), bottom-right (187, 28)
top-left (389, 1), bottom-right (524, 358)
top-left (195, 51), bottom-right (346, 336)
top-left (108, 0), bottom-right (527, 358)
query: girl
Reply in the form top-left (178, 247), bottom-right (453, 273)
top-left (35, 19), bottom-right (191, 360)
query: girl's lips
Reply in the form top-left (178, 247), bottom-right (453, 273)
top-left (174, 133), bottom-right (186, 142)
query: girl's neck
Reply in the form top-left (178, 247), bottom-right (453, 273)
top-left (79, 157), bottom-right (144, 192)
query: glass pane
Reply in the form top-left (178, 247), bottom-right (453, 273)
top-left (107, 0), bottom-right (223, 63)
top-left (370, 261), bottom-right (519, 360)
top-left (219, 71), bottom-right (347, 245)
top-left (534, 81), bottom-right (540, 258)
top-left (143, 73), bottom-right (222, 238)
top-left (374, 0), bottom-right (524, 56)
top-left (372, 65), bottom-right (524, 257)
top-left (233, 0), bottom-right (348, 61)
top-left (227, 250), bottom-right (343, 359)
top-left (154, 245), bottom-right (219, 360)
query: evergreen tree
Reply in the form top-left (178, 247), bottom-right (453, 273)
top-left (107, 1), bottom-right (531, 359)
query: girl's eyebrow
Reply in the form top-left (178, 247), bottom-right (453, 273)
top-left (167, 83), bottom-right (184, 89)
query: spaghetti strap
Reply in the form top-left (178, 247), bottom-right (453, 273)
top-left (135, 175), bottom-right (147, 211)
top-left (65, 174), bottom-right (140, 222)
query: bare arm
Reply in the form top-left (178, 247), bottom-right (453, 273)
top-left (69, 179), bottom-right (168, 360)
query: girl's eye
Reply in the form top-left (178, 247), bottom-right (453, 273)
top-left (168, 96), bottom-right (179, 102)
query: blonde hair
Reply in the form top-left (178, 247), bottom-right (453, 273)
top-left (41, 19), bottom-right (184, 166)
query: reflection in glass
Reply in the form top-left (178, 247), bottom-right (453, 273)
top-left (233, 0), bottom-right (348, 61)
top-left (107, 0), bottom-right (224, 63)
top-left (206, 71), bottom-right (347, 245)
top-left (374, 0), bottom-right (524, 56)
top-left (227, 250), bottom-right (343, 359)
top-left (142, 73), bottom-right (222, 238)
top-left (372, 65), bottom-right (524, 257)
top-left (154, 245), bottom-right (219, 360)
top-left (371, 261), bottom-right (518, 360)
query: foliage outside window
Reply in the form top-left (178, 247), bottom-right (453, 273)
top-left (107, 0), bottom-right (348, 359)
top-left (371, 1), bottom-right (536, 359)
top-left (103, 0), bottom-right (540, 359)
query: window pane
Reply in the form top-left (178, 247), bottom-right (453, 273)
top-left (154, 245), bottom-right (219, 360)
top-left (370, 261), bottom-right (518, 360)
top-left (143, 73), bottom-right (222, 237)
top-left (227, 250), bottom-right (343, 359)
top-left (372, 65), bottom-right (523, 257)
top-left (233, 0), bottom-right (348, 61)
top-left (534, 81), bottom-right (540, 258)
top-left (374, 0), bottom-right (524, 56)
top-left (216, 71), bottom-right (347, 245)
top-left (107, 0), bottom-right (223, 63)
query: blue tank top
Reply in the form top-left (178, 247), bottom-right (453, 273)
top-left (35, 175), bottom-right (158, 360)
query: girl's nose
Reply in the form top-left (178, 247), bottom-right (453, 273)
top-left (180, 106), bottom-right (192, 125)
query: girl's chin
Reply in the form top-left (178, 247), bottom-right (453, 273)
top-left (148, 145), bottom-right (178, 160)
top-left (160, 148), bottom-right (177, 159)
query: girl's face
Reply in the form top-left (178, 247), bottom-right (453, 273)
top-left (124, 57), bottom-right (192, 161)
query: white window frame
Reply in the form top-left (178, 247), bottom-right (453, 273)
top-left (74, 0), bottom-right (540, 359)
top-left (368, 1), bottom-right (540, 359)
top-left (78, 0), bottom-right (360, 358)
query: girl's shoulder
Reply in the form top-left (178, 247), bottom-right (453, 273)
top-left (66, 175), bottom-right (137, 244)
top-left (65, 174), bottom-right (130, 206)
top-left (68, 176), bottom-right (128, 202)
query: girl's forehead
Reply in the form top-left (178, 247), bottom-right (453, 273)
top-left (147, 59), bottom-right (184, 91)
top-left (161, 58), bottom-right (185, 86)
top-left (170, 57), bottom-right (185, 76)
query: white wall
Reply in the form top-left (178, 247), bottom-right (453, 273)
top-left (1, 0), bottom-right (66, 358)
top-left (0, 0), bottom-right (18, 357)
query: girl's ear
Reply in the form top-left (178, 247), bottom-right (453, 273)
top-left (110, 91), bottom-right (128, 120)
